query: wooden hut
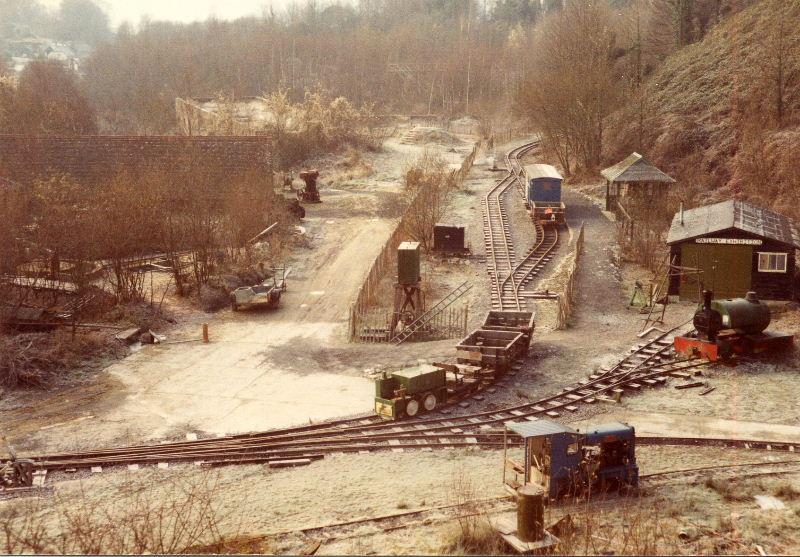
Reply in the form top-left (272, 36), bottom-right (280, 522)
top-left (667, 200), bottom-right (800, 301)
top-left (601, 152), bottom-right (675, 214)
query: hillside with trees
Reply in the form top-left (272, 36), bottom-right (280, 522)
top-left (606, 0), bottom-right (799, 219)
top-left (80, 1), bottom-right (555, 133)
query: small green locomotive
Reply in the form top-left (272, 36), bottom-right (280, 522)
top-left (374, 365), bottom-right (449, 419)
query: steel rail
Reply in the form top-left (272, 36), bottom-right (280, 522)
top-left (483, 141), bottom-right (539, 310)
top-left (29, 323), bottom-right (702, 469)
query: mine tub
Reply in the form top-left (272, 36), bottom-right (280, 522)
top-left (483, 310), bottom-right (536, 348)
top-left (456, 329), bottom-right (526, 371)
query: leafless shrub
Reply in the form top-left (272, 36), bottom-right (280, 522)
top-left (704, 475), bottom-right (764, 502)
top-left (552, 495), bottom-right (680, 556)
top-left (0, 471), bottom-right (238, 554)
top-left (441, 465), bottom-right (505, 555)
top-left (402, 151), bottom-right (456, 251)
top-left (0, 330), bottom-right (118, 388)
top-left (199, 284), bottom-right (230, 313)
top-left (773, 481), bottom-right (800, 501)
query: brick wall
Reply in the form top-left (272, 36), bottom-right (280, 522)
top-left (0, 135), bottom-right (275, 185)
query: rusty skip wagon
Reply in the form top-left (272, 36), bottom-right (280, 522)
top-left (456, 310), bottom-right (535, 372)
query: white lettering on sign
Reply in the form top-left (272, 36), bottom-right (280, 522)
top-left (696, 238), bottom-right (762, 245)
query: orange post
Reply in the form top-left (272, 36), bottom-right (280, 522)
top-left (202, 323), bottom-right (209, 343)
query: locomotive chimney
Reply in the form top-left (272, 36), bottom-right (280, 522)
top-left (703, 290), bottom-right (713, 310)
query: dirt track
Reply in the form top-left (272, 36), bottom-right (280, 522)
top-left (0, 127), bottom-right (479, 453)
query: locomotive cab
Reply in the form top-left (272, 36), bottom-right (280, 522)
top-left (580, 422), bottom-right (639, 492)
top-left (503, 419), bottom-right (638, 501)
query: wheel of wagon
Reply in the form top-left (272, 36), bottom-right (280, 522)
top-left (14, 460), bottom-right (34, 487)
top-left (423, 393), bottom-right (437, 412)
top-left (405, 398), bottom-right (420, 417)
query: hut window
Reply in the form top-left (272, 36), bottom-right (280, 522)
top-left (758, 252), bottom-right (787, 273)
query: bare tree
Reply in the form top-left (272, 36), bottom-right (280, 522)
top-left (515, 2), bottom-right (622, 173)
top-left (402, 151), bottom-right (455, 251)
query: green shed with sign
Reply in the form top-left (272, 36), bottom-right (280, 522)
top-left (667, 200), bottom-right (800, 302)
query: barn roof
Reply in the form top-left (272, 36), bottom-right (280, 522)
top-left (0, 135), bottom-right (274, 186)
top-left (525, 164), bottom-right (562, 180)
top-left (667, 199), bottom-right (800, 249)
top-left (601, 152), bottom-right (676, 183)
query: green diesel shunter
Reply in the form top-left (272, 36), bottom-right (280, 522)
top-left (374, 365), bottom-right (448, 419)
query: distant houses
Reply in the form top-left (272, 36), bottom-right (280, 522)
top-left (3, 37), bottom-right (88, 75)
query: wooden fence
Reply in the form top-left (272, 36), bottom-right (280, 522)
top-left (354, 304), bottom-right (469, 343)
top-left (555, 223), bottom-right (585, 330)
top-left (347, 141), bottom-right (480, 341)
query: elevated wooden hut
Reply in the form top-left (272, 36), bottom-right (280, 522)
top-left (601, 152), bottom-right (675, 214)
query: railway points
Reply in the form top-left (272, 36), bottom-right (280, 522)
top-left (6, 139), bottom-right (799, 557)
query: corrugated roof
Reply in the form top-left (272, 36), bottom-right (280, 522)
top-left (601, 152), bottom-right (676, 183)
top-left (525, 164), bottom-right (562, 180)
top-left (667, 199), bottom-right (800, 248)
top-left (507, 419), bottom-right (576, 438)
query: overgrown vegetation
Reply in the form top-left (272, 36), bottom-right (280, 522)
top-left (0, 330), bottom-right (119, 388)
top-left (6, 159), bottom-right (289, 305)
top-left (401, 151), bottom-right (457, 251)
top-left (0, 472), bottom-right (237, 554)
top-left (260, 89), bottom-right (392, 165)
top-left (0, 60), bottom-right (96, 135)
top-left (0, 148), bottom-right (291, 387)
top-left (606, 0), bottom-right (800, 219)
top-left (441, 466), bottom-right (505, 555)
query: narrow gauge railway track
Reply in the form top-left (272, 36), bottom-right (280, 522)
top-left (28, 428), bottom-right (800, 472)
top-left (30, 322), bottom-right (724, 470)
top-left (499, 222), bottom-right (559, 310)
top-left (483, 141), bottom-right (554, 311)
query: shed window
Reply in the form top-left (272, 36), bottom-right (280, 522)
top-left (757, 252), bottom-right (787, 273)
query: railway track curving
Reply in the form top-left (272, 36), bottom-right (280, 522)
top-left (31, 320), bottom-right (769, 472)
top-left (483, 141), bottom-right (559, 311)
top-left (18, 144), bottom-right (789, 484)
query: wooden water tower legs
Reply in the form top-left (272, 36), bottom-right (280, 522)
top-left (392, 282), bottom-right (424, 336)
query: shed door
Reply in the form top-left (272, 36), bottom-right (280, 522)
top-left (679, 244), bottom-right (753, 301)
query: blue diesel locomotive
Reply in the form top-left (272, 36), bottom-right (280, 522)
top-left (524, 164), bottom-right (566, 226)
top-left (504, 419), bottom-right (639, 501)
